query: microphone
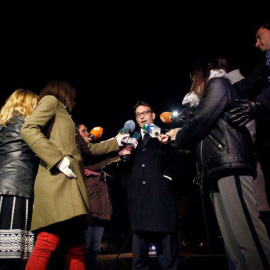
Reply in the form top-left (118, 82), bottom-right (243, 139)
top-left (160, 108), bottom-right (189, 126)
top-left (142, 123), bottom-right (161, 138)
top-left (127, 131), bottom-right (141, 149)
top-left (118, 120), bottom-right (136, 145)
top-left (88, 127), bottom-right (103, 140)
top-left (118, 120), bottom-right (136, 134)
top-left (121, 131), bottom-right (141, 162)
top-left (160, 112), bottom-right (173, 123)
top-left (142, 123), bottom-right (150, 133)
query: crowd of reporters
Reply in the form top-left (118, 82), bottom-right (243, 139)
top-left (0, 22), bottom-right (269, 270)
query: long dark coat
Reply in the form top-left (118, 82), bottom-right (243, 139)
top-left (122, 135), bottom-right (180, 233)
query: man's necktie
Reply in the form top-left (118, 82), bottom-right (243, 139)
top-left (143, 132), bottom-right (150, 145)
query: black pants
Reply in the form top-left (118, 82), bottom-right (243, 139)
top-left (132, 231), bottom-right (180, 270)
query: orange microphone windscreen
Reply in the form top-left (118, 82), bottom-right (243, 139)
top-left (89, 127), bottom-right (103, 140)
top-left (160, 112), bottom-right (173, 123)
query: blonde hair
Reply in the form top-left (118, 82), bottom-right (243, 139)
top-left (0, 89), bottom-right (38, 126)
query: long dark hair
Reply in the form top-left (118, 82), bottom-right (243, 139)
top-left (189, 56), bottom-right (224, 97)
top-left (39, 80), bottom-right (76, 110)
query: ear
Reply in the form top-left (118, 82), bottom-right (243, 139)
top-left (152, 112), bottom-right (156, 120)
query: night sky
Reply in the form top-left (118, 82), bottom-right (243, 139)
top-left (1, 8), bottom-right (267, 138)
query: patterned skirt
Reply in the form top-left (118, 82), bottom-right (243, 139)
top-left (0, 195), bottom-right (35, 260)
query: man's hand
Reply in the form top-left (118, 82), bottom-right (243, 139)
top-left (119, 145), bottom-right (132, 156)
top-left (225, 99), bottom-right (264, 126)
top-left (56, 157), bottom-right (77, 179)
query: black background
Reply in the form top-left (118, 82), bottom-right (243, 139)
top-left (0, 6), bottom-right (268, 138)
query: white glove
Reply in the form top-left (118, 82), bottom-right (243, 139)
top-left (56, 157), bottom-right (77, 179)
top-left (115, 134), bottom-right (130, 146)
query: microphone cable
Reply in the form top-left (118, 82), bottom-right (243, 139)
top-left (108, 142), bottom-right (162, 270)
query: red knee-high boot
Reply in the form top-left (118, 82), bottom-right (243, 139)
top-left (25, 232), bottom-right (60, 270)
top-left (65, 242), bottom-right (86, 270)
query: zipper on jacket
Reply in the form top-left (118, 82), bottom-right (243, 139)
top-left (200, 140), bottom-right (203, 163)
top-left (194, 143), bottom-right (210, 187)
top-left (208, 134), bottom-right (224, 150)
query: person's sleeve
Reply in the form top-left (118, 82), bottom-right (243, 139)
top-left (256, 83), bottom-right (270, 111)
top-left (79, 136), bottom-right (120, 157)
top-left (233, 64), bottom-right (270, 111)
top-left (234, 64), bottom-right (265, 98)
top-left (176, 78), bottom-right (229, 148)
top-left (85, 155), bottom-right (121, 171)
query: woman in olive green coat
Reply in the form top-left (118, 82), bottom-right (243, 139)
top-left (20, 80), bottom-right (126, 270)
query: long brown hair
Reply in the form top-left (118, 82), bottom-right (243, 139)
top-left (39, 80), bottom-right (76, 111)
top-left (0, 89), bottom-right (38, 126)
top-left (189, 57), bottom-right (222, 97)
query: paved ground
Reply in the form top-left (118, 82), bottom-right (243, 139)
top-left (48, 250), bottom-right (230, 270)
top-left (97, 252), bottom-right (230, 270)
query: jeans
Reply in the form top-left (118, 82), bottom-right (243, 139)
top-left (85, 226), bottom-right (104, 270)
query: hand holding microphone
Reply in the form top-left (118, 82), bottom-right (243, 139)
top-left (142, 123), bottom-right (180, 144)
top-left (115, 133), bottom-right (130, 146)
top-left (120, 131), bottom-right (141, 162)
top-left (115, 119), bottom-right (136, 146)
top-left (142, 123), bottom-right (166, 144)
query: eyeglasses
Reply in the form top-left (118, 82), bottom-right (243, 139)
top-left (135, 110), bottom-right (152, 118)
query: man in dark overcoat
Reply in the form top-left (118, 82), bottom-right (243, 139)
top-left (122, 100), bottom-right (181, 270)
